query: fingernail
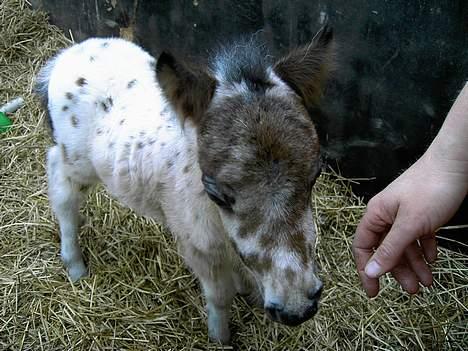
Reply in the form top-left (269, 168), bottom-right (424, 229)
top-left (365, 261), bottom-right (382, 278)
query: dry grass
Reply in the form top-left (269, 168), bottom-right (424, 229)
top-left (0, 0), bottom-right (467, 350)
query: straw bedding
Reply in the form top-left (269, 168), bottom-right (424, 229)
top-left (0, 0), bottom-right (467, 349)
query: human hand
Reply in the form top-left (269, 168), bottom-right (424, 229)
top-left (353, 152), bottom-right (468, 297)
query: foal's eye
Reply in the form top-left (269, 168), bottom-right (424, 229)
top-left (201, 174), bottom-right (235, 211)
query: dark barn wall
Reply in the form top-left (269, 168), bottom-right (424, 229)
top-left (31, 0), bottom-right (468, 242)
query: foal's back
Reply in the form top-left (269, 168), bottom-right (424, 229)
top-left (38, 38), bottom-right (187, 216)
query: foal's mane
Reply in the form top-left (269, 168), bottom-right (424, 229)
top-left (210, 36), bottom-right (274, 93)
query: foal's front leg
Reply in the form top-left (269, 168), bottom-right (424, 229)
top-left (179, 242), bottom-right (236, 344)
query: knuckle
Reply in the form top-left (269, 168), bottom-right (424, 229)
top-left (366, 195), bottom-right (382, 210)
top-left (403, 221), bottom-right (421, 237)
top-left (376, 242), bottom-right (398, 263)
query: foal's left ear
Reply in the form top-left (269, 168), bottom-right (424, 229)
top-left (273, 24), bottom-right (335, 109)
top-left (156, 52), bottom-right (217, 125)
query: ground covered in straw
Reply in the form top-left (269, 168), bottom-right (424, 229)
top-left (1, 0), bottom-right (467, 350)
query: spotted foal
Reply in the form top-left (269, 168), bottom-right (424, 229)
top-left (36, 26), bottom-right (334, 343)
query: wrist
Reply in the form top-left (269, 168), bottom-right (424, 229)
top-left (421, 146), bottom-right (468, 196)
top-left (425, 82), bottom-right (468, 183)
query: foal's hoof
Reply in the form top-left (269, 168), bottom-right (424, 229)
top-left (209, 326), bottom-right (231, 345)
top-left (67, 263), bottom-right (88, 282)
top-left (208, 312), bottom-right (231, 345)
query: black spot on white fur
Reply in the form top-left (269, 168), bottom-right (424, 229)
top-left (100, 97), bottom-right (113, 113)
top-left (127, 79), bottom-right (137, 89)
top-left (60, 143), bottom-right (69, 162)
top-left (65, 92), bottom-right (74, 100)
top-left (76, 77), bottom-right (87, 86)
top-left (71, 115), bottom-right (78, 127)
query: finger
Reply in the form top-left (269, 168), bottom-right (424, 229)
top-left (420, 233), bottom-right (438, 263)
top-left (352, 221), bottom-right (377, 274)
top-left (390, 258), bottom-right (420, 294)
top-left (353, 199), bottom-right (390, 266)
top-left (354, 246), bottom-right (378, 297)
top-left (405, 242), bottom-right (433, 287)
top-left (357, 270), bottom-right (380, 298)
top-left (353, 214), bottom-right (385, 297)
top-left (364, 215), bottom-right (421, 279)
top-left (353, 195), bottom-right (397, 297)
top-left (353, 240), bottom-right (379, 297)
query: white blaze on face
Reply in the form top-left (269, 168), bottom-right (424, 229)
top-left (220, 215), bottom-right (261, 257)
top-left (271, 248), bottom-right (303, 272)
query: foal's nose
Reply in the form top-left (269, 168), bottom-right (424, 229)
top-left (266, 302), bottom-right (319, 326)
top-left (265, 283), bottom-right (324, 327)
top-left (307, 282), bottom-right (324, 302)
top-left (265, 302), bottom-right (284, 321)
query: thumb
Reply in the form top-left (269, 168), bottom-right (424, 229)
top-left (364, 216), bottom-right (418, 278)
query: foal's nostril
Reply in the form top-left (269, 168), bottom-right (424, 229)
top-left (303, 302), bottom-right (318, 320)
top-left (265, 302), bottom-right (284, 321)
top-left (308, 283), bottom-right (324, 301)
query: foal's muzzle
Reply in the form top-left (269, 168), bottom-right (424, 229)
top-left (265, 284), bottom-right (323, 326)
top-left (266, 302), bottom-right (319, 326)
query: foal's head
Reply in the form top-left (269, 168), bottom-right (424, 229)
top-left (157, 26), bottom-right (334, 326)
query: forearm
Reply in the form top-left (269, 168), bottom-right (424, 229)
top-left (425, 82), bottom-right (468, 189)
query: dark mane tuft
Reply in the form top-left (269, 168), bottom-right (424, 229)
top-left (210, 36), bottom-right (273, 93)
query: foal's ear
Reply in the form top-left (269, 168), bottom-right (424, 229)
top-left (156, 52), bottom-right (217, 125)
top-left (273, 24), bottom-right (335, 108)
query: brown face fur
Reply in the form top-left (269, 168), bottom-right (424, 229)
top-left (157, 24), bottom-right (334, 325)
top-left (198, 91), bottom-right (320, 253)
top-left (196, 82), bottom-right (323, 320)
